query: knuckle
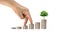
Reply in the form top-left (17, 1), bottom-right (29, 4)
top-left (23, 8), bottom-right (29, 11)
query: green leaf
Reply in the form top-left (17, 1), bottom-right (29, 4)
top-left (40, 10), bottom-right (48, 17)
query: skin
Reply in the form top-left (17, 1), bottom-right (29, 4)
top-left (0, 0), bottom-right (33, 26)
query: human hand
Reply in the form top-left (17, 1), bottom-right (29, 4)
top-left (0, 0), bottom-right (33, 26)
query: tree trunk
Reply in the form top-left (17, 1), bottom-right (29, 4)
top-left (43, 16), bottom-right (45, 19)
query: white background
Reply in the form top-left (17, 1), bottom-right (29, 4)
top-left (0, 0), bottom-right (60, 34)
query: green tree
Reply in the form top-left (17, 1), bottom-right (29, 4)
top-left (40, 10), bottom-right (48, 19)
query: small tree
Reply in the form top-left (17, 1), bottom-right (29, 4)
top-left (40, 10), bottom-right (48, 19)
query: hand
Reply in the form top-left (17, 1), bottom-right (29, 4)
top-left (0, 0), bottom-right (33, 26)
top-left (14, 6), bottom-right (33, 26)
top-left (22, 8), bottom-right (33, 26)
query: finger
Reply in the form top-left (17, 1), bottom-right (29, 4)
top-left (24, 10), bottom-right (33, 24)
top-left (24, 17), bottom-right (28, 26)
top-left (27, 15), bottom-right (33, 24)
